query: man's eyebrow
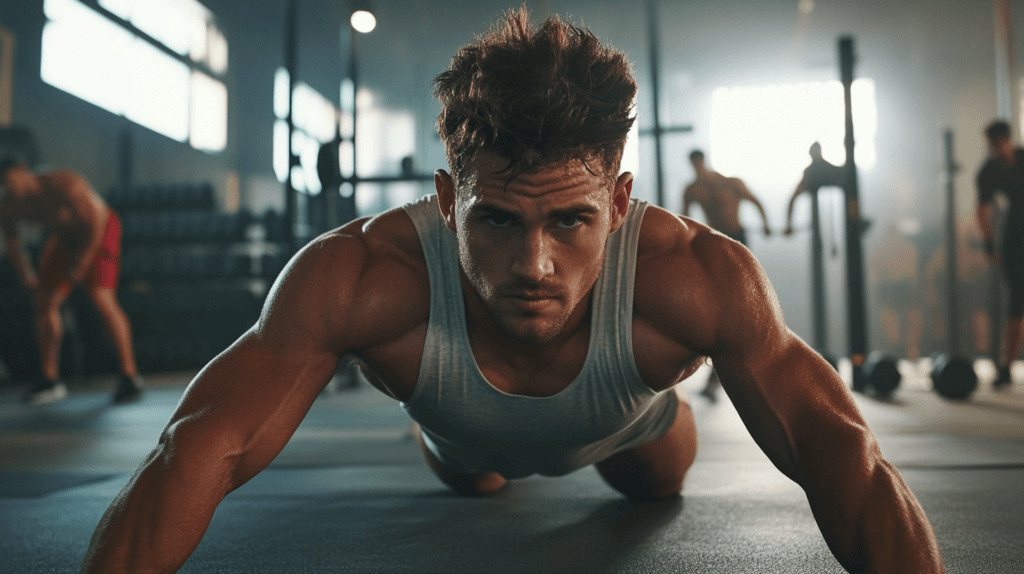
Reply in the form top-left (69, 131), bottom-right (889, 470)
top-left (549, 205), bottom-right (600, 218)
top-left (467, 202), bottom-right (600, 219)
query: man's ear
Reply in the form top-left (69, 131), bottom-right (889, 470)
top-left (435, 169), bottom-right (458, 232)
top-left (609, 172), bottom-right (633, 233)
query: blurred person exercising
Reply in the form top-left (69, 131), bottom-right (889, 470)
top-left (682, 149), bottom-right (772, 400)
top-left (0, 156), bottom-right (143, 404)
top-left (783, 142), bottom-right (844, 236)
top-left (84, 10), bottom-right (942, 573)
top-left (978, 119), bottom-right (1024, 388)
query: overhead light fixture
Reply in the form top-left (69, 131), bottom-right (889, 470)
top-left (350, 10), bottom-right (376, 33)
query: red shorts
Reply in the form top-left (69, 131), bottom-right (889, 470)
top-left (90, 210), bottom-right (121, 290)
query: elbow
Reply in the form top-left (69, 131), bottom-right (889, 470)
top-left (158, 417), bottom-right (245, 494)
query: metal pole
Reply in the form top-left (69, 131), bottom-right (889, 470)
top-left (810, 189), bottom-right (829, 351)
top-left (646, 0), bottom-right (665, 207)
top-left (943, 130), bottom-right (962, 356)
top-left (839, 36), bottom-right (869, 389)
top-left (349, 27), bottom-right (359, 194)
top-left (284, 0), bottom-right (298, 254)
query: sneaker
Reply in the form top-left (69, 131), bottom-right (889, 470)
top-left (993, 366), bottom-right (1012, 390)
top-left (23, 379), bottom-right (68, 406)
top-left (112, 374), bottom-right (144, 404)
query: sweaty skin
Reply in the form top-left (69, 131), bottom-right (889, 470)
top-left (82, 154), bottom-right (943, 574)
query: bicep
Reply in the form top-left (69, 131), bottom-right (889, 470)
top-left (163, 234), bottom-right (372, 488)
top-left (166, 328), bottom-right (339, 489)
top-left (707, 247), bottom-right (876, 485)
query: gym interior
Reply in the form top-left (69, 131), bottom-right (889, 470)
top-left (1, 0), bottom-right (1023, 572)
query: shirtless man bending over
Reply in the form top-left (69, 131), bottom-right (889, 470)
top-left (0, 157), bottom-right (143, 404)
top-left (83, 10), bottom-right (943, 573)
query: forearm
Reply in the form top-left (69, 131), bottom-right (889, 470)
top-left (786, 185), bottom-right (803, 228)
top-left (3, 234), bottom-right (36, 284)
top-left (83, 435), bottom-right (237, 573)
top-left (806, 448), bottom-right (943, 573)
top-left (977, 203), bottom-right (994, 240)
top-left (853, 460), bottom-right (944, 573)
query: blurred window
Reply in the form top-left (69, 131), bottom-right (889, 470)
top-left (272, 68), bottom-right (422, 212)
top-left (40, 0), bottom-right (228, 152)
top-left (272, 67), bottom-right (338, 195)
top-left (709, 79), bottom-right (876, 196)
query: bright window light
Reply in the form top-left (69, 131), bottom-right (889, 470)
top-left (339, 140), bottom-right (354, 177)
top-left (620, 119), bottom-right (640, 177)
top-left (40, 14), bottom-right (133, 116)
top-left (709, 79), bottom-right (877, 196)
top-left (98, 0), bottom-right (132, 19)
top-left (340, 78), bottom-right (354, 112)
top-left (190, 70), bottom-right (227, 152)
top-left (356, 106), bottom-right (416, 176)
top-left (350, 10), bottom-right (376, 33)
top-left (274, 67), bottom-right (290, 120)
top-left (207, 27), bottom-right (228, 75)
top-left (125, 37), bottom-right (190, 142)
top-left (43, 0), bottom-right (228, 152)
top-left (44, 0), bottom-right (91, 21)
top-left (290, 164), bottom-right (306, 193)
top-left (293, 82), bottom-right (338, 143)
top-left (273, 119), bottom-right (290, 182)
top-left (301, 137), bottom-right (322, 194)
top-left (128, 0), bottom-right (192, 55)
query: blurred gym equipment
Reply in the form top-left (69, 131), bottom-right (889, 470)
top-left (930, 130), bottom-right (979, 400)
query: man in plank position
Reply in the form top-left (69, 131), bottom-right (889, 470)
top-left (84, 9), bottom-right (943, 573)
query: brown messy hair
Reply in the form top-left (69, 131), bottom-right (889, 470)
top-left (433, 6), bottom-right (636, 188)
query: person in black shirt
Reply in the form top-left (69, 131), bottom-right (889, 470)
top-left (977, 120), bottom-right (1024, 388)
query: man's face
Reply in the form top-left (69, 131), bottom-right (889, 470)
top-left (2, 166), bottom-right (36, 198)
top-left (988, 136), bottom-right (1015, 165)
top-left (437, 152), bottom-right (632, 346)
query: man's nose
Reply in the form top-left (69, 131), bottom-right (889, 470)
top-left (510, 228), bottom-right (554, 282)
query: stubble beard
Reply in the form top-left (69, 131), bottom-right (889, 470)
top-left (461, 245), bottom-right (607, 347)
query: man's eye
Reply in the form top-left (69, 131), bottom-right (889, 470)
top-left (556, 216), bottom-right (582, 229)
top-left (485, 214), bottom-right (512, 227)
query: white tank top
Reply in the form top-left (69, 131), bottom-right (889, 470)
top-left (401, 195), bottom-right (678, 479)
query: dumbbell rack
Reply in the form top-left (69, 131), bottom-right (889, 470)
top-left (109, 184), bottom-right (277, 373)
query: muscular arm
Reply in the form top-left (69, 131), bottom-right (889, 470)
top-left (1, 220), bottom-right (37, 289)
top-left (731, 178), bottom-right (771, 234)
top-left (681, 184), bottom-right (696, 217)
top-left (785, 177), bottom-right (806, 233)
top-left (82, 226), bottom-right (407, 573)
top-left (977, 200), bottom-right (995, 240)
top-left (64, 178), bottom-right (108, 283)
top-left (707, 240), bottom-right (942, 572)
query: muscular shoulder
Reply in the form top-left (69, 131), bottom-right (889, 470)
top-left (633, 206), bottom-right (781, 354)
top-left (258, 206), bottom-right (429, 354)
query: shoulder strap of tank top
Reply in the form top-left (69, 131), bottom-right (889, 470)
top-left (588, 198), bottom-right (650, 391)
